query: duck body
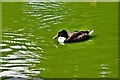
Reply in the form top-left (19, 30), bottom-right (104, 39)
top-left (53, 30), bottom-right (94, 43)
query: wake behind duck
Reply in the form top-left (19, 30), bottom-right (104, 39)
top-left (53, 29), bottom-right (94, 44)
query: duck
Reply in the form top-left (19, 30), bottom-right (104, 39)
top-left (53, 29), bottom-right (94, 43)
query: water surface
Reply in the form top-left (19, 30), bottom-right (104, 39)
top-left (1, 2), bottom-right (118, 79)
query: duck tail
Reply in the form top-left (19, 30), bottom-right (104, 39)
top-left (88, 30), bottom-right (94, 35)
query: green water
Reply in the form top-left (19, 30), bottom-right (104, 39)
top-left (1, 2), bottom-right (118, 79)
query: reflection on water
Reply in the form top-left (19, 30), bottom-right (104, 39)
top-left (0, 28), bottom-right (46, 79)
top-left (24, 2), bottom-right (67, 28)
top-left (99, 64), bottom-right (110, 78)
top-left (1, 2), bottom-right (67, 78)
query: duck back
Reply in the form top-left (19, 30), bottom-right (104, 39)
top-left (64, 30), bottom-right (93, 43)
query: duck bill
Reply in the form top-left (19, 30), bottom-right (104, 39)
top-left (53, 34), bottom-right (58, 39)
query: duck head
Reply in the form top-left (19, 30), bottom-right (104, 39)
top-left (53, 30), bottom-right (69, 39)
top-left (53, 30), bottom-right (69, 44)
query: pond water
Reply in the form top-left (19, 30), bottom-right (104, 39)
top-left (1, 2), bottom-right (118, 79)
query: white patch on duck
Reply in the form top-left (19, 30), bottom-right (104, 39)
top-left (58, 36), bottom-right (66, 45)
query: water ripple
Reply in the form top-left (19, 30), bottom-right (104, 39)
top-left (99, 64), bottom-right (110, 78)
top-left (24, 2), bottom-right (67, 28)
top-left (0, 28), bottom-right (45, 79)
